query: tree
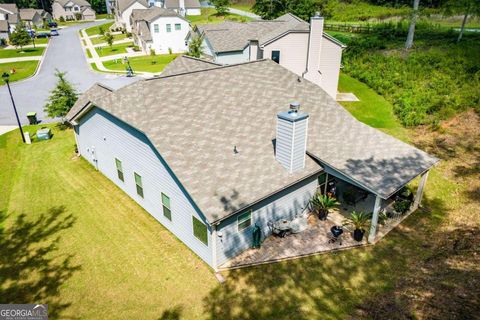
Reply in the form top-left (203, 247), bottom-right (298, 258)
top-left (405, 0), bottom-right (420, 49)
top-left (252, 0), bottom-right (328, 21)
top-left (44, 70), bottom-right (78, 121)
top-left (186, 35), bottom-right (204, 58)
top-left (99, 25), bottom-right (105, 36)
top-left (9, 22), bottom-right (31, 49)
top-left (212, 0), bottom-right (230, 16)
top-left (443, 0), bottom-right (480, 42)
top-left (103, 32), bottom-right (114, 48)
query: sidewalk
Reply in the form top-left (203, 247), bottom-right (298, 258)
top-left (0, 56), bottom-right (42, 63)
top-left (80, 28), bottom-right (154, 77)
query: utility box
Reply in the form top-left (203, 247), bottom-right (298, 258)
top-left (36, 128), bottom-right (52, 140)
top-left (27, 112), bottom-right (38, 125)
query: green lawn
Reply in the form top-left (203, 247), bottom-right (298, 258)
top-left (85, 21), bottom-right (114, 36)
top-left (338, 73), bottom-right (409, 142)
top-left (0, 61), bottom-right (39, 82)
top-left (95, 13), bottom-right (114, 20)
top-left (95, 42), bottom-right (133, 57)
top-left (90, 62), bottom-right (125, 74)
top-left (103, 54), bottom-right (178, 73)
top-left (34, 37), bottom-right (49, 45)
top-left (86, 48), bottom-right (92, 58)
top-left (229, 3), bottom-right (253, 12)
top-left (0, 47), bottom-right (45, 59)
top-left (90, 33), bottom-right (128, 45)
top-left (187, 8), bottom-right (251, 25)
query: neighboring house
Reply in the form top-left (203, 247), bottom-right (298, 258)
top-left (155, 0), bottom-right (201, 16)
top-left (52, 0), bottom-right (96, 21)
top-left (189, 13), bottom-right (346, 98)
top-left (131, 7), bottom-right (189, 54)
top-left (19, 9), bottom-right (43, 28)
top-left (36, 9), bottom-right (53, 22)
top-left (0, 3), bottom-right (19, 32)
top-left (113, 0), bottom-right (148, 32)
top-left (0, 20), bottom-right (9, 40)
top-left (66, 56), bottom-right (438, 271)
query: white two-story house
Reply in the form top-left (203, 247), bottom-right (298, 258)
top-left (188, 13), bottom-right (346, 98)
top-left (113, 0), bottom-right (148, 32)
top-left (131, 6), bottom-right (190, 54)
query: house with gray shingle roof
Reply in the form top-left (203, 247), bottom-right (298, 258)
top-left (113, 0), bottom-right (148, 32)
top-left (19, 8), bottom-right (43, 28)
top-left (189, 12), bottom-right (346, 98)
top-left (67, 56), bottom-right (438, 270)
top-left (160, 0), bottom-right (201, 16)
top-left (0, 3), bottom-right (19, 33)
top-left (130, 6), bottom-right (190, 54)
top-left (52, 0), bottom-right (96, 21)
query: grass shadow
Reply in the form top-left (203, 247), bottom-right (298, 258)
top-left (0, 206), bottom-right (80, 318)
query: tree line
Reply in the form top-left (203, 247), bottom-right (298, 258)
top-left (0, 0), bottom-right (107, 14)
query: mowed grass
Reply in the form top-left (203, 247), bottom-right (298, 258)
top-left (0, 47), bottom-right (45, 58)
top-left (90, 33), bottom-right (127, 45)
top-left (103, 54), bottom-right (178, 73)
top-left (0, 124), bottom-right (217, 319)
top-left (85, 21), bottom-right (114, 36)
top-left (338, 73), bottom-right (409, 142)
top-left (95, 42), bottom-right (133, 57)
top-left (0, 61), bottom-right (39, 82)
top-left (187, 8), bottom-right (251, 25)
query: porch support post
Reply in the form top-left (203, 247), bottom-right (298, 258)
top-left (413, 170), bottom-right (429, 210)
top-left (324, 172), bottom-right (329, 194)
top-left (368, 195), bottom-right (382, 243)
top-left (212, 224), bottom-right (218, 272)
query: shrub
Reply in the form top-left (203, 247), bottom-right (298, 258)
top-left (150, 48), bottom-right (156, 56)
top-left (168, 47), bottom-right (172, 55)
top-left (74, 13), bottom-right (82, 20)
top-left (59, 16), bottom-right (65, 22)
top-left (393, 199), bottom-right (412, 214)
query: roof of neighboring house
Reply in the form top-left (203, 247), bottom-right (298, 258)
top-left (20, 8), bottom-right (40, 21)
top-left (161, 55), bottom-right (221, 76)
top-left (196, 13), bottom-right (312, 53)
top-left (164, 0), bottom-right (201, 9)
top-left (55, 0), bottom-right (92, 7)
top-left (131, 7), bottom-right (185, 22)
top-left (116, 0), bottom-right (148, 14)
top-left (81, 6), bottom-right (95, 13)
top-left (0, 20), bottom-right (9, 32)
top-left (7, 13), bottom-right (19, 24)
top-left (0, 3), bottom-right (18, 14)
top-left (35, 9), bottom-right (50, 18)
top-left (67, 58), bottom-right (438, 223)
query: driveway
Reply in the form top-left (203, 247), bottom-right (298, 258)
top-left (0, 20), bottom-right (140, 125)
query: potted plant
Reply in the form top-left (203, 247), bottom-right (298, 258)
top-left (310, 193), bottom-right (339, 221)
top-left (343, 211), bottom-right (371, 242)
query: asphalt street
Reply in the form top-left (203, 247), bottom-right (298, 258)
top-left (0, 20), bottom-right (139, 125)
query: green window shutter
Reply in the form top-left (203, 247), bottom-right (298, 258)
top-left (192, 216), bottom-right (208, 245)
top-left (162, 193), bottom-right (171, 220)
top-left (237, 211), bottom-right (252, 231)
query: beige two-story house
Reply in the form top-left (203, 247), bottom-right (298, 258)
top-left (52, 0), bottom-right (96, 21)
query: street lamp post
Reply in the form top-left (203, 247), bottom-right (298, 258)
top-left (2, 72), bottom-right (25, 143)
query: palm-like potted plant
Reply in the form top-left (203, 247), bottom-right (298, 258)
top-left (343, 211), bottom-right (371, 242)
top-left (310, 193), bottom-right (340, 221)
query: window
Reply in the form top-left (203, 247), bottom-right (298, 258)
top-left (115, 158), bottom-right (124, 182)
top-left (162, 193), bottom-right (171, 220)
top-left (271, 50), bottom-right (280, 63)
top-left (166, 24), bottom-right (171, 33)
top-left (154, 24), bottom-right (159, 33)
top-left (134, 172), bottom-right (143, 197)
top-left (237, 211), bottom-right (252, 231)
top-left (175, 23), bottom-right (181, 31)
top-left (192, 216), bottom-right (208, 245)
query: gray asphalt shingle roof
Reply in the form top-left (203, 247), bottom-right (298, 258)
top-left (131, 6), bottom-right (184, 22)
top-left (196, 13), bottom-right (310, 52)
top-left (67, 58), bottom-right (438, 223)
top-left (0, 3), bottom-right (18, 14)
top-left (164, 0), bottom-right (201, 9)
top-left (116, 0), bottom-right (148, 14)
top-left (19, 8), bottom-right (39, 21)
top-left (0, 20), bottom-right (9, 32)
top-left (161, 55), bottom-right (221, 76)
top-left (56, 0), bottom-right (92, 7)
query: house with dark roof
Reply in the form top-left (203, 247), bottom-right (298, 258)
top-left (0, 3), bottom-right (19, 33)
top-left (67, 56), bottom-right (438, 270)
top-left (113, 0), bottom-right (148, 32)
top-left (130, 6), bottom-right (190, 54)
top-left (52, 0), bottom-right (96, 21)
top-left (188, 12), bottom-right (346, 98)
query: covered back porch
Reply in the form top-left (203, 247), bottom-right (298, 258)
top-left (219, 168), bottom-right (431, 270)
